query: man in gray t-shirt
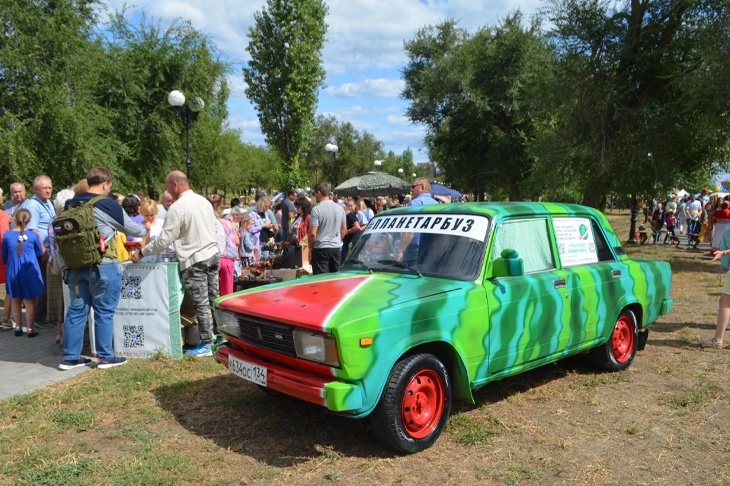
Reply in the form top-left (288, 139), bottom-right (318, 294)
top-left (308, 183), bottom-right (346, 274)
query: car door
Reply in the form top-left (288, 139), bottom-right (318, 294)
top-left (481, 217), bottom-right (571, 379)
top-left (553, 216), bottom-right (624, 351)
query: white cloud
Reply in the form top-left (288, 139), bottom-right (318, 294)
top-left (325, 78), bottom-right (404, 99)
top-left (100, 0), bottom-right (545, 155)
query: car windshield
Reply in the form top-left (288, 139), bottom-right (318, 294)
top-left (343, 213), bottom-right (490, 280)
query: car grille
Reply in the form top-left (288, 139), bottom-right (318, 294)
top-left (236, 316), bottom-right (296, 357)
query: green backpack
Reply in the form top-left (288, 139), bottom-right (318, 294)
top-left (54, 195), bottom-right (106, 269)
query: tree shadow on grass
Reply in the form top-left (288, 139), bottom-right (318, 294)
top-left (153, 375), bottom-right (391, 466)
top-left (650, 321), bottom-right (716, 333)
top-left (668, 256), bottom-right (722, 274)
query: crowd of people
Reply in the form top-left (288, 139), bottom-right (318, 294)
top-left (0, 170), bottom-right (446, 367)
top-left (632, 189), bottom-right (730, 349)
top-left (635, 190), bottom-right (730, 253)
top-left (1, 174), bottom-right (728, 364)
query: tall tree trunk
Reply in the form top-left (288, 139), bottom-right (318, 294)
top-left (474, 173), bottom-right (485, 201)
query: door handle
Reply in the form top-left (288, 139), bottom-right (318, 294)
top-left (553, 279), bottom-right (566, 289)
top-left (612, 270), bottom-right (621, 278)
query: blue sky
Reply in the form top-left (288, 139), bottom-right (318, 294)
top-left (101, 0), bottom-right (543, 163)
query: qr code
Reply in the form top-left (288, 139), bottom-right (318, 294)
top-left (121, 275), bottom-right (142, 299)
top-left (123, 325), bottom-right (145, 348)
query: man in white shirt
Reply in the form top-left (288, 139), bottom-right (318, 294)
top-left (132, 171), bottom-right (220, 357)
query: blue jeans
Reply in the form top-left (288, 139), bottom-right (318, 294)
top-left (62, 263), bottom-right (122, 361)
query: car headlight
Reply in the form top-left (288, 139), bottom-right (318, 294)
top-left (293, 330), bottom-right (340, 367)
top-left (216, 309), bottom-right (240, 338)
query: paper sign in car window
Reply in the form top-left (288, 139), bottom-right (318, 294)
top-left (365, 214), bottom-right (490, 241)
top-left (553, 217), bottom-right (598, 266)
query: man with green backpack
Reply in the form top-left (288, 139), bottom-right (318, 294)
top-left (56, 167), bottom-right (148, 370)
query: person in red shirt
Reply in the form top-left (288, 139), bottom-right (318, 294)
top-left (711, 200), bottom-right (730, 254)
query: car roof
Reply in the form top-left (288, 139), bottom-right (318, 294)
top-left (379, 202), bottom-right (603, 219)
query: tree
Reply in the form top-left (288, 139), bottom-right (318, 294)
top-left (243, 0), bottom-right (328, 189)
top-left (541, 0), bottom-right (730, 209)
top-left (0, 0), bottom-right (114, 188)
top-left (402, 14), bottom-right (553, 201)
top-left (99, 12), bottom-right (229, 194)
top-left (0, 2), bottom-right (231, 194)
top-left (300, 114), bottom-right (386, 188)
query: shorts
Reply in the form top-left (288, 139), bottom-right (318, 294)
top-left (722, 270), bottom-right (730, 295)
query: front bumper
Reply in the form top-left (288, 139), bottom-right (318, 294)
top-left (215, 344), bottom-right (364, 413)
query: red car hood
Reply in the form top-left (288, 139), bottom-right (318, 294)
top-left (217, 275), bottom-right (373, 331)
top-left (217, 272), bottom-right (468, 332)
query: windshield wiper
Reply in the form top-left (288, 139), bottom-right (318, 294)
top-left (376, 259), bottom-right (422, 277)
top-left (346, 259), bottom-right (372, 272)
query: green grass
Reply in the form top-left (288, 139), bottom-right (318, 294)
top-left (51, 409), bottom-right (95, 431)
top-left (663, 377), bottom-right (724, 408)
top-left (569, 370), bottom-right (630, 390)
top-left (19, 456), bottom-right (95, 486)
top-left (447, 413), bottom-right (500, 445)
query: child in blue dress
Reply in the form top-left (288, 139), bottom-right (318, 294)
top-left (1, 209), bottom-right (44, 337)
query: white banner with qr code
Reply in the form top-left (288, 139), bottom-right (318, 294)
top-left (113, 263), bottom-right (174, 358)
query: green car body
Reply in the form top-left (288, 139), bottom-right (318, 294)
top-left (215, 202), bottom-right (673, 453)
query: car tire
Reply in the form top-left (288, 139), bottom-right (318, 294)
top-left (371, 353), bottom-right (452, 454)
top-left (590, 309), bottom-right (638, 371)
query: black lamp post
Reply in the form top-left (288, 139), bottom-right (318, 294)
top-left (325, 143), bottom-right (338, 190)
top-left (168, 90), bottom-right (204, 180)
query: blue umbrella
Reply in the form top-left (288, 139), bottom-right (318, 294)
top-left (430, 182), bottom-right (462, 199)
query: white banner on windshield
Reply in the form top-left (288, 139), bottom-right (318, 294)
top-left (365, 214), bottom-right (490, 241)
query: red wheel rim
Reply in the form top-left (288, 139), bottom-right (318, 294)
top-left (611, 315), bottom-right (635, 364)
top-left (401, 369), bottom-right (445, 439)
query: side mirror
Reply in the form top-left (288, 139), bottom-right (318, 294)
top-left (492, 248), bottom-right (524, 277)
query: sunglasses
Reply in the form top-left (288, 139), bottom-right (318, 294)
top-left (411, 184), bottom-right (422, 189)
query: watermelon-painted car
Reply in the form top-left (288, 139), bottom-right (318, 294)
top-left (214, 202), bottom-right (673, 454)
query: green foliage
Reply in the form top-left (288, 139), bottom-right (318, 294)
top-left (536, 0), bottom-right (730, 208)
top-left (244, 0), bottom-right (328, 186)
top-left (300, 114), bottom-right (390, 188)
top-left (0, 2), bottom-right (231, 194)
top-left (100, 12), bottom-right (230, 194)
top-left (0, 0), bottom-right (115, 187)
top-left (402, 13), bottom-right (553, 201)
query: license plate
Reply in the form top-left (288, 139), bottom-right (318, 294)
top-left (228, 355), bottom-right (268, 387)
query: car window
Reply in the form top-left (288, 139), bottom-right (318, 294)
top-left (591, 220), bottom-right (615, 262)
top-left (347, 213), bottom-right (489, 280)
top-left (491, 218), bottom-right (554, 273)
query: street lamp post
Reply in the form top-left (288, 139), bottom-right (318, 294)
top-left (168, 89), bottom-right (205, 181)
top-left (325, 143), bottom-right (338, 189)
top-left (374, 160), bottom-right (382, 170)
top-left (398, 168), bottom-right (404, 176)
